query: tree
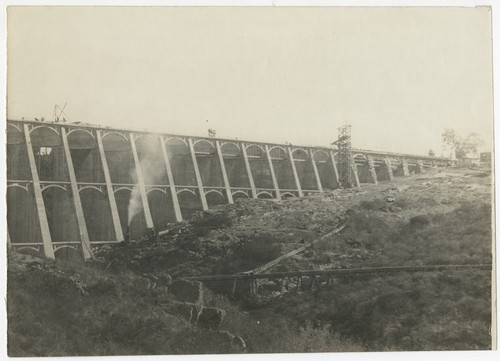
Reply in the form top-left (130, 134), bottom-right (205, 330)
top-left (441, 128), bottom-right (484, 159)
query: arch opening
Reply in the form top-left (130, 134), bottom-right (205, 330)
top-left (115, 188), bottom-right (147, 241)
top-left (80, 188), bottom-right (116, 242)
top-left (165, 138), bottom-right (196, 186)
top-left (102, 133), bottom-right (134, 184)
top-left (147, 189), bottom-right (177, 230)
top-left (7, 187), bottom-right (42, 244)
top-left (178, 191), bottom-right (203, 218)
top-left (42, 187), bottom-right (80, 243)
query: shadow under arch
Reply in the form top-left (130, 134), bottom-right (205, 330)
top-left (205, 190), bottom-right (226, 206)
top-left (79, 187), bottom-right (116, 242)
top-left (114, 188), bottom-right (147, 240)
top-left (102, 132), bottom-right (134, 184)
top-left (147, 188), bottom-right (176, 230)
top-left (30, 125), bottom-right (69, 182)
top-left (54, 246), bottom-right (84, 263)
top-left (177, 190), bottom-right (202, 218)
top-left (7, 186), bottom-right (42, 244)
top-left (41, 186), bottom-right (79, 243)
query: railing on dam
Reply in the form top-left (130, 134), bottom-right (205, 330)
top-left (6, 119), bottom-right (450, 259)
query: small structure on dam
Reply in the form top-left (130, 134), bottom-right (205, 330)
top-left (6, 119), bottom-right (450, 260)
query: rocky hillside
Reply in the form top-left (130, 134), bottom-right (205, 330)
top-left (7, 166), bottom-right (493, 355)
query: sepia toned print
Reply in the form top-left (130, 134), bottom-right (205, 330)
top-left (5, 6), bottom-right (494, 355)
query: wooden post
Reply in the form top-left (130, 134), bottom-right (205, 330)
top-left (309, 149), bottom-right (323, 192)
top-left (160, 136), bottom-right (183, 222)
top-left (23, 124), bottom-right (55, 259)
top-left (188, 138), bottom-right (208, 211)
top-left (402, 159), bottom-right (410, 176)
top-left (385, 158), bottom-right (394, 180)
top-left (215, 140), bottom-right (234, 204)
top-left (280, 278), bottom-right (286, 293)
top-left (367, 155), bottom-right (378, 185)
top-left (241, 143), bottom-right (257, 199)
top-left (129, 134), bottom-right (154, 229)
top-left (264, 145), bottom-right (281, 199)
top-left (310, 276), bottom-right (317, 291)
top-left (231, 278), bottom-right (237, 298)
top-left (96, 130), bottom-right (124, 242)
top-left (61, 127), bottom-right (92, 259)
top-left (296, 276), bottom-right (302, 293)
top-left (288, 147), bottom-right (303, 197)
top-left (417, 160), bottom-right (425, 173)
top-left (329, 151), bottom-right (340, 186)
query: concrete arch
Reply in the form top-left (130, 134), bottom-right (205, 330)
top-left (194, 139), bottom-right (216, 155)
top-left (245, 144), bottom-right (265, 156)
top-left (257, 191), bottom-right (274, 199)
top-left (67, 128), bottom-right (96, 150)
top-left (8, 122), bottom-right (22, 133)
top-left (67, 128), bottom-right (95, 139)
top-left (177, 188), bottom-right (197, 196)
top-left (53, 246), bottom-right (83, 262)
top-left (29, 125), bottom-right (59, 136)
top-left (281, 192), bottom-right (296, 198)
top-left (232, 190), bottom-right (250, 198)
top-left (270, 147), bottom-right (288, 161)
top-left (101, 131), bottom-right (128, 142)
top-left (53, 245), bottom-right (78, 252)
top-left (7, 186), bottom-right (41, 244)
top-left (268, 145), bottom-right (288, 154)
top-left (41, 184), bottom-right (68, 193)
top-left (205, 189), bottom-right (225, 198)
top-left (17, 246), bottom-right (41, 253)
top-left (7, 183), bottom-right (29, 192)
top-left (42, 186), bottom-right (80, 243)
top-left (177, 189), bottom-right (203, 217)
top-left (164, 136), bottom-right (188, 146)
top-left (312, 149), bottom-right (330, 161)
top-left (29, 126), bottom-right (62, 147)
top-left (193, 138), bottom-right (215, 148)
top-left (205, 190), bottom-right (226, 205)
top-left (80, 187), bottom-right (116, 242)
top-left (146, 187), bottom-right (167, 195)
top-left (7, 124), bottom-right (24, 145)
top-left (221, 141), bottom-right (241, 155)
top-left (114, 186), bottom-right (134, 193)
top-left (79, 185), bottom-right (104, 194)
top-left (291, 148), bottom-right (309, 159)
top-left (134, 133), bottom-right (159, 143)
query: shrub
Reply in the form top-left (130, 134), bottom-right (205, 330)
top-left (359, 199), bottom-right (387, 211)
top-left (409, 215), bottom-right (430, 228)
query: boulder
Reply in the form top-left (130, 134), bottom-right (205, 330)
top-left (170, 279), bottom-right (203, 306)
top-left (171, 302), bottom-right (203, 324)
top-left (198, 307), bottom-right (226, 329)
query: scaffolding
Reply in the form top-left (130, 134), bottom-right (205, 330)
top-left (336, 124), bottom-right (352, 188)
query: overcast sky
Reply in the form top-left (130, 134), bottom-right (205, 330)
top-left (7, 6), bottom-right (493, 155)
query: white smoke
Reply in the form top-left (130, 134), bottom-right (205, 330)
top-left (127, 141), bottom-right (166, 226)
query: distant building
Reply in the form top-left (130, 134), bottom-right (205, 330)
top-left (458, 156), bottom-right (480, 167)
top-left (480, 152), bottom-right (492, 167)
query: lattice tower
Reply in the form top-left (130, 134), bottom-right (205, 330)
top-left (337, 124), bottom-right (352, 188)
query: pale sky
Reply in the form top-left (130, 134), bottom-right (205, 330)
top-left (7, 6), bottom-right (494, 155)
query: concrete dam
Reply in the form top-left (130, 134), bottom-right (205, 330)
top-left (6, 119), bottom-right (449, 260)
